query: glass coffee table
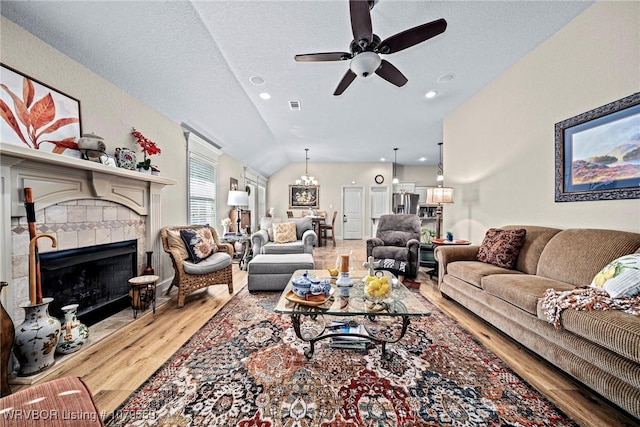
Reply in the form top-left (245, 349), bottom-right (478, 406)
top-left (274, 269), bottom-right (430, 359)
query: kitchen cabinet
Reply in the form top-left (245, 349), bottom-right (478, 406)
top-left (392, 182), bottom-right (415, 193)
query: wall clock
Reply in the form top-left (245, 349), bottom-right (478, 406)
top-left (374, 174), bottom-right (384, 184)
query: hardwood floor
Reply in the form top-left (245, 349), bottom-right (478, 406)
top-left (10, 240), bottom-right (639, 426)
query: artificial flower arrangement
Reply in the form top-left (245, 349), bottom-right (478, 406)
top-left (131, 128), bottom-right (161, 172)
top-left (221, 218), bottom-right (232, 227)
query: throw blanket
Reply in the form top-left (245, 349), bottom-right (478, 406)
top-left (540, 286), bottom-right (640, 328)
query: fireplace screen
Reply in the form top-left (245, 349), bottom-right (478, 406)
top-left (39, 240), bottom-right (137, 325)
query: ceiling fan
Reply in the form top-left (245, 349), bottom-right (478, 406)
top-left (294, 0), bottom-right (447, 95)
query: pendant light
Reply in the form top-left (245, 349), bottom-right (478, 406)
top-left (392, 148), bottom-right (399, 184)
top-left (295, 148), bottom-right (318, 186)
top-left (436, 142), bottom-right (444, 181)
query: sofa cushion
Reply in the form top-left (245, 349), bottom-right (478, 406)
top-left (502, 225), bottom-right (562, 274)
top-left (537, 229), bottom-right (640, 285)
top-left (536, 303), bottom-right (640, 365)
top-left (482, 274), bottom-right (574, 315)
top-left (273, 222), bottom-right (297, 243)
top-left (591, 254), bottom-right (640, 298)
top-left (180, 228), bottom-right (218, 263)
top-left (183, 252), bottom-right (231, 274)
top-left (477, 228), bottom-right (526, 269)
top-left (447, 261), bottom-right (523, 289)
top-left (263, 241), bottom-right (305, 254)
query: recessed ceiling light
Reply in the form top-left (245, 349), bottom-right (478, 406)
top-left (380, 157), bottom-right (386, 162)
top-left (419, 157), bottom-right (426, 162)
top-left (249, 76), bottom-right (265, 85)
top-left (259, 92), bottom-right (271, 100)
top-left (437, 73), bottom-right (455, 83)
top-left (425, 91), bottom-right (438, 99)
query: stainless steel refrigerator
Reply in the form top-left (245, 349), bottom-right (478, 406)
top-left (392, 193), bottom-right (419, 214)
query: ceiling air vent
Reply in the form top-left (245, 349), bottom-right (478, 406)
top-left (289, 100), bottom-right (301, 111)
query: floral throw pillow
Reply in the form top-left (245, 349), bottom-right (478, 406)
top-left (179, 228), bottom-right (218, 264)
top-left (273, 222), bottom-right (297, 244)
top-left (591, 254), bottom-right (640, 298)
top-left (476, 228), bottom-right (527, 269)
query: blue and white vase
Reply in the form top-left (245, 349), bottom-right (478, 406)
top-left (13, 298), bottom-right (61, 376)
top-left (56, 304), bottom-right (89, 355)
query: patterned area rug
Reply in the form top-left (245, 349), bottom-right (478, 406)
top-left (106, 287), bottom-right (577, 426)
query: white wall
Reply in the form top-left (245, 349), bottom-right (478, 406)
top-left (443, 1), bottom-right (640, 243)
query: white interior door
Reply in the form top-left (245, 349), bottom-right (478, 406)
top-left (342, 186), bottom-right (364, 240)
top-left (370, 185), bottom-right (390, 237)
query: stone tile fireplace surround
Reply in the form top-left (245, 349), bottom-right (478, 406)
top-left (1, 143), bottom-right (175, 324)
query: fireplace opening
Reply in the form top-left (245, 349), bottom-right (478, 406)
top-left (39, 240), bottom-right (137, 326)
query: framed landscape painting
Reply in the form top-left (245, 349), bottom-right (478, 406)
top-left (289, 185), bottom-right (319, 209)
top-left (0, 63), bottom-right (82, 156)
top-left (555, 92), bottom-right (640, 202)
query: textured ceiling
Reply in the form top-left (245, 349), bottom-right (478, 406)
top-left (1, 1), bottom-right (593, 176)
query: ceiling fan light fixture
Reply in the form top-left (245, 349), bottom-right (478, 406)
top-left (350, 52), bottom-right (381, 77)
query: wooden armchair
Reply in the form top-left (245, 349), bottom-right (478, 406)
top-left (161, 225), bottom-right (233, 308)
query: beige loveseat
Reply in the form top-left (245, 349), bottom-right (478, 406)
top-left (436, 226), bottom-right (640, 419)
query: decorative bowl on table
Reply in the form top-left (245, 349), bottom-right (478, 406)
top-left (363, 275), bottom-right (392, 302)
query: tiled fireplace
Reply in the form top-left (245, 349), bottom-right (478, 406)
top-left (1, 143), bottom-right (175, 324)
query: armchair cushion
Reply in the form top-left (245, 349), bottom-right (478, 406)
top-left (180, 227), bottom-right (218, 263)
top-left (183, 252), bottom-right (232, 274)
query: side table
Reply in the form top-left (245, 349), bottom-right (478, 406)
top-left (428, 239), bottom-right (471, 279)
top-left (221, 233), bottom-right (252, 270)
top-left (128, 275), bottom-right (159, 318)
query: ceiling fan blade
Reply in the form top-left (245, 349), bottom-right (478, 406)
top-left (375, 60), bottom-right (408, 87)
top-left (334, 69), bottom-right (357, 96)
top-left (295, 52), bottom-right (351, 62)
top-left (378, 18), bottom-right (447, 54)
top-left (349, 0), bottom-right (373, 47)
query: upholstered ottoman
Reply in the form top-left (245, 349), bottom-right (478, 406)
top-left (247, 254), bottom-right (315, 291)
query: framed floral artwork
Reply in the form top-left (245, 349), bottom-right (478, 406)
top-left (1, 63), bottom-right (82, 155)
top-left (555, 92), bottom-right (640, 202)
top-left (289, 185), bottom-right (319, 209)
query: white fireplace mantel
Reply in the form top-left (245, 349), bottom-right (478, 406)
top-left (1, 143), bottom-right (176, 216)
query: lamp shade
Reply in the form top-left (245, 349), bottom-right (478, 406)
top-left (227, 190), bottom-right (249, 207)
top-left (426, 187), bottom-right (454, 204)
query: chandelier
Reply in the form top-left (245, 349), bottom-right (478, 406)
top-left (295, 148), bottom-right (318, 186)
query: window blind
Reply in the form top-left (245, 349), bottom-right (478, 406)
top-left (188, 153), bottom-right (216, 225)
top-left (186, 131), bottom-right (220, 226)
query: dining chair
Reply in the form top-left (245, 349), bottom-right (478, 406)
top-left (320, 211), bottom-right (338, 247)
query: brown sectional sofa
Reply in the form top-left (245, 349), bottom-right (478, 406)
top-left (435, 226), bottom-right (640, 419)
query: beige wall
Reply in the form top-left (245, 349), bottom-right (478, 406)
top-left (443, 1), bottom-right (640, 243)
top-left (267, 162), bottom-right (438, 237)
top-left (1, 17), bottom-right (252, 281)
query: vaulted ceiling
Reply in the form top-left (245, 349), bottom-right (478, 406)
top-left (1, 1), bottom-right (593, 176)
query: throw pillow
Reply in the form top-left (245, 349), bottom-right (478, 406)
top-left (273, 222), bottom-right (297, 244)
top-left (179, 228), bottom-right (218, 264)
top-left (591, 254), bottom-right (640, 298)
top-left (476, 228), bottom-right (527, 269)
top-left (166, 229), bottom-right (190, 260)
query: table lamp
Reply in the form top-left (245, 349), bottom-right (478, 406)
top-left (426, 186), bottom-right (454, 239)
top-left (227, 190), bottom-right (249, 235)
